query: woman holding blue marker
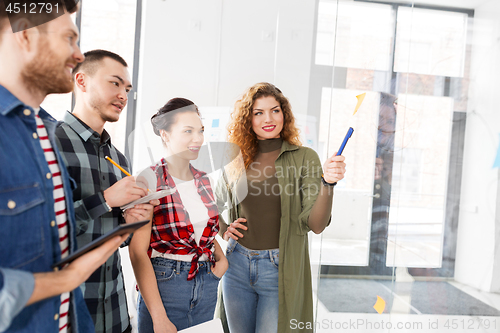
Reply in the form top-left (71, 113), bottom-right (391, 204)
top-left (216, 82), bottom-right (347, 333)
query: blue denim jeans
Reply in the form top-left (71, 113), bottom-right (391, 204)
top-left (222, 238), bottom-right (279, 333)
top-left (137, 258), bottom-right (220, 332)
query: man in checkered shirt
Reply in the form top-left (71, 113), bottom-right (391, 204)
top-left (55, 49), bottom-right (158, 333)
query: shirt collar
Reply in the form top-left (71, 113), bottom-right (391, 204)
top-left (0, 84), bottom-right (29, 116)
top-left (63, 110), bottom-right (111, 144)
top-left (0, 84), bottom-right (56, 122)
top-left (158, 158), bottom-right (207, 180)
top-left (280, 140), bottom-right (299, 153)
top-left (190, 163), bottom-right (206, 179)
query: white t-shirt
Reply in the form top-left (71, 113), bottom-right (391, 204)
top-left (151, 175), bottom-right (214, 262)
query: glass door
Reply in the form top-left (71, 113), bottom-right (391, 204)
top-left (311, 1), bottom-right (469, 278)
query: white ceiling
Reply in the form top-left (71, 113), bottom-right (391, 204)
top-left (368, 0), bottom-right (490, 10)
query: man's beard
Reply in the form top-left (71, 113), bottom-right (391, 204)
top-left (21, 37), bottom-right (75, 96)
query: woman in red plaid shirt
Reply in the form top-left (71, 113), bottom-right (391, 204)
top-left (129, 98), bottom-right (228, 333)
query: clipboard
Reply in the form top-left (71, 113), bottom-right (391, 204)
top-left (52, 220), bottom-right (149, 268)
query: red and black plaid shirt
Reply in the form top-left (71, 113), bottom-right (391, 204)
top-left (149, 159), bottom-right (219, 280)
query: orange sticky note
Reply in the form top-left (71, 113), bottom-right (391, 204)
top-left (353, 93), bottom-right (366, 115)
top-left (373, 295), bottom-right (386, 314)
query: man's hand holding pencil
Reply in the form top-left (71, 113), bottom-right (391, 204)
top-left (103, 156), bottom-right (159, 224)
top-left (103, 176), bottom-right (148, 208)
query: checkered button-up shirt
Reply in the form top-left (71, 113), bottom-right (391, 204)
top-left (55, 111), bottom-right (129, 333)
top-left (150, 159), bottom-right (219, 280)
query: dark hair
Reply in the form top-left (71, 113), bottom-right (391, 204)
top-left (151, 98), bottom-right (200, 136)
top-left (0, 1), bottom-right (78, 38)
top-left (73, 49), bottom-right (127, 78)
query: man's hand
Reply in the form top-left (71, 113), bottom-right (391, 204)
top-left (27, 234), bottom-right (129, 306)
top-left (103, 176), bottom-right (148, 207)
top-left (123, 200), bottom-right (160, 224)
top-left (63, 235), bottom-right (129, 282)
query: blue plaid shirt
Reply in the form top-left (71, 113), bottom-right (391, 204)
top-left (55, 111), bottom-right (130, 333)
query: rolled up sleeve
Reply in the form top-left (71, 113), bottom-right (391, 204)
top-left (297, 149), bottom-right (324, 235)
top-left (0, 268), bottom-right (35, 332)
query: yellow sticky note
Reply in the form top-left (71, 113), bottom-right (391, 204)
top-left (373, 295), bottom-right (386, 314)
top-left (353, 93), bottom-right (366, 115)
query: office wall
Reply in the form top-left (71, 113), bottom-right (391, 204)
top-left (455, 0), bottom-right (500, 292)
top-left (137, 0), bottom-right (220, 117)
top-left (133, 0), bottom-right (317, 171)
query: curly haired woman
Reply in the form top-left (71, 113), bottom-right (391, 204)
top-left (216, 82), bottom-right (347, 333)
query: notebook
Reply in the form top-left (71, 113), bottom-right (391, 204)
top-left (178, 318), bottom-right (224, 333)
top-left (120, 167), bottom-right (175, 210)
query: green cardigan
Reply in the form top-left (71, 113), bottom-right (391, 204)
top-left (216, 140), bottom-right (329, 333)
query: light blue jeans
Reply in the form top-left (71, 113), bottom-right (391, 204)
top-left (137, 258), bottom-right (220, 332)
top-left (222, 238), bottom-right (279, 333)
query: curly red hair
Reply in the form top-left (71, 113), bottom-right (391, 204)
top-left (227, 82), bottom-right (302, 170)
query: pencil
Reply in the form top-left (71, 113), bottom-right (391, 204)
top-left (105, 156), bottom-right (152, 193)
top-left (105, 156), bottom-right (132, 177)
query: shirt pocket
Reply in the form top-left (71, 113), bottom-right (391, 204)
top-left (0, 183), bottom-right (46, 268)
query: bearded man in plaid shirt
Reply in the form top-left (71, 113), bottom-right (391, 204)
top-left (55, 49), bottom-right (158, 333)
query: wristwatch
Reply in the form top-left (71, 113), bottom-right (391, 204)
top-left (104, 201), bottom-right (112, 212)
top-left (321, 174), bottom-right (337, 187)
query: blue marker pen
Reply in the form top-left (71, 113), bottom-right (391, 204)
top-left (336, 127), bottom-right (354, 156)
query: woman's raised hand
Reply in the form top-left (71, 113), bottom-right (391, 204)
top-left (322, 153), bottom-right (346, 184)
